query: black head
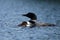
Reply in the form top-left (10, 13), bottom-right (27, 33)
top-left (22, 12), bottom-right (37, 20)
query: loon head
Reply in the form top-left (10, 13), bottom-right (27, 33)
top-left (22, 12), bottom-right (37, 20)
top-left (18, 20), bottom-right (36, 28)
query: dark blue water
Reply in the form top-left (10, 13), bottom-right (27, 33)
top-left (0, 0), bottom-right (60, 40)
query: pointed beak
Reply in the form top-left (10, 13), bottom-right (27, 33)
top-left (22, 14), bottom-right (26, 16)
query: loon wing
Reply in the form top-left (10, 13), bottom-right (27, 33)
top-left (35, 22), bottom-right (56, 26)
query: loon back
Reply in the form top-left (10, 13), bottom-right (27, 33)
top-left (35, 22), bottom-right (56, 27)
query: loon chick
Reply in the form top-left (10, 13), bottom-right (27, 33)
top-left (22, 12), bottom-right (37, 20)
top-left (18, 20), bottom-right (36, 28)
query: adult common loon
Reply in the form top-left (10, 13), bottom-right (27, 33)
top-left (18, 12), bottom-right (56, 28)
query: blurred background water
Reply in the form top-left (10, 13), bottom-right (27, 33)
top-left (0, 0), bottom-right (60, 40)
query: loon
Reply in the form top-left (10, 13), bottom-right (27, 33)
top-left (18, 20), bottom-right (36, 28)
top-left (18, 12), bottom-right (56, 28)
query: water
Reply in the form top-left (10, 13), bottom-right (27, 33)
top-left (0, 0), bottom-right (60, 40)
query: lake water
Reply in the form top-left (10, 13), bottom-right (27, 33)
top-left (0, 0), bottom-right (60, 40)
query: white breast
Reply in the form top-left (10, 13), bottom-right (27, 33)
top-left (26, 21), bottom-right (31, 27)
